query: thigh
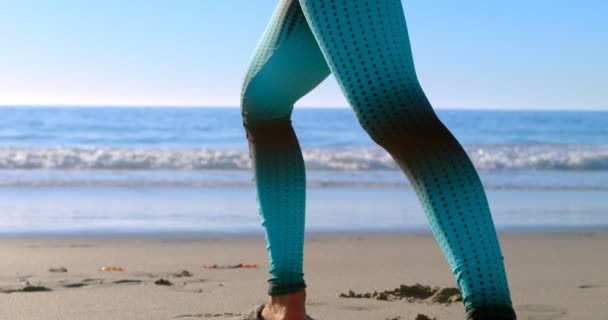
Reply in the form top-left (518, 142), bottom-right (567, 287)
top-left (298, 0), bottom-right (435, 134)
top-left (241, 0), bottom-right (331, 125)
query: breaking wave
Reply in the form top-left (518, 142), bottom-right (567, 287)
top-left (0, 144), bottom-right (607, 171)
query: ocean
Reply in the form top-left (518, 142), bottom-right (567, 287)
top-left (0, 107), bottom-right (606, 234)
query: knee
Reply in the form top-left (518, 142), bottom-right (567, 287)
top-left (355, 102), bottom-right (446, 152)
top-left (240, 74), bottom-right (295, 128)
top-left (240, 80), bottom-right (295, 144)
top-left (242, 117), bottom-right (296, 145)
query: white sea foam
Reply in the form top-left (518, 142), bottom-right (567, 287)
top-left (0, 145), bottom-right (607, 171)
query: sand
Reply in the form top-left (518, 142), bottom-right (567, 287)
top-left (0, 231), bottom-right (606, 320)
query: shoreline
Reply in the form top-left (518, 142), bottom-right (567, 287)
top-left (2, 186), bottom-right (607, 234)
top-left (2, 225), bottom-right (608, 238)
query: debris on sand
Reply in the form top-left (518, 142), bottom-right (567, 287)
top-left (48, 267), bottom-right (68, 273)
top-left (431, 287), bottom-right (462, 303)
top-left (113, 279), bottom-right (142, 284)
top-left (1, 286), bottom-right (52, 294)
top-left (415, 314), bottom-right (437, 320)
top-left (339, 283), bottom-right (462, 304)
top-left (22, 286), bottom-right (52, 292)
top-left (155, 278), bottom-right (173, 286)
top-left (204, 263), bottom-right (257, 269)
top-left (100, 266), bottom-right (124, 272)
top-left (82, 278), bottom-right (104, 284)
top-left (173, 270), bottom-right (193, 277)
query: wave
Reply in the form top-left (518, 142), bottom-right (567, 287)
top-left (0, 145), bottom-right (607, 171)
top-left (1, 180), bottom-right (606, 191)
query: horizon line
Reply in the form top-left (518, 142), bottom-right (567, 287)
top-left (0, 104), bottom-right (606, 112)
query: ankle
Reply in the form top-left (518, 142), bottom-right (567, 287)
top-left (268, 288), bottom-right (306, 307)
top-left (263, 289), bottom-right (307, 320)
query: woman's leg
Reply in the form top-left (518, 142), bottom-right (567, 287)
top-left (298, 0), bottom-right (515, 318)
top-left (240, 0), bottom-right (330, 308)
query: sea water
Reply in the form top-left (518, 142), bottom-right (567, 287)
top-left (0, 107), bottom-right (606, 234)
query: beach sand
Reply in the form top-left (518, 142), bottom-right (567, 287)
top-left (0, 232), bottom-right (606, 320)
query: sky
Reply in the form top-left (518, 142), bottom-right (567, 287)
top-left (0, 0), bottom-right (606, 110)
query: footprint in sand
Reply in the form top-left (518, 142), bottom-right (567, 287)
top-left (517, 304), bottom-right (567, 320)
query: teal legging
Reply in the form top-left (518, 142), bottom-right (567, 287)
top-left (241, 0), bottom-right (515, 318)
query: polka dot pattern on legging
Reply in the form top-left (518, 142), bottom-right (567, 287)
top-left (298, 0), bottom-right (513, 311)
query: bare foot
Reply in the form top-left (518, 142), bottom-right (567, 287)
top-left (260, 288), bottom-right (307, 320)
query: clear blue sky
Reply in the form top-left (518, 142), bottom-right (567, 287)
top-left (0, 0), bottom-right (606, 110)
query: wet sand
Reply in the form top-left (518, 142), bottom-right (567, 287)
top-left (0, 231), bottom-right (606, 320)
